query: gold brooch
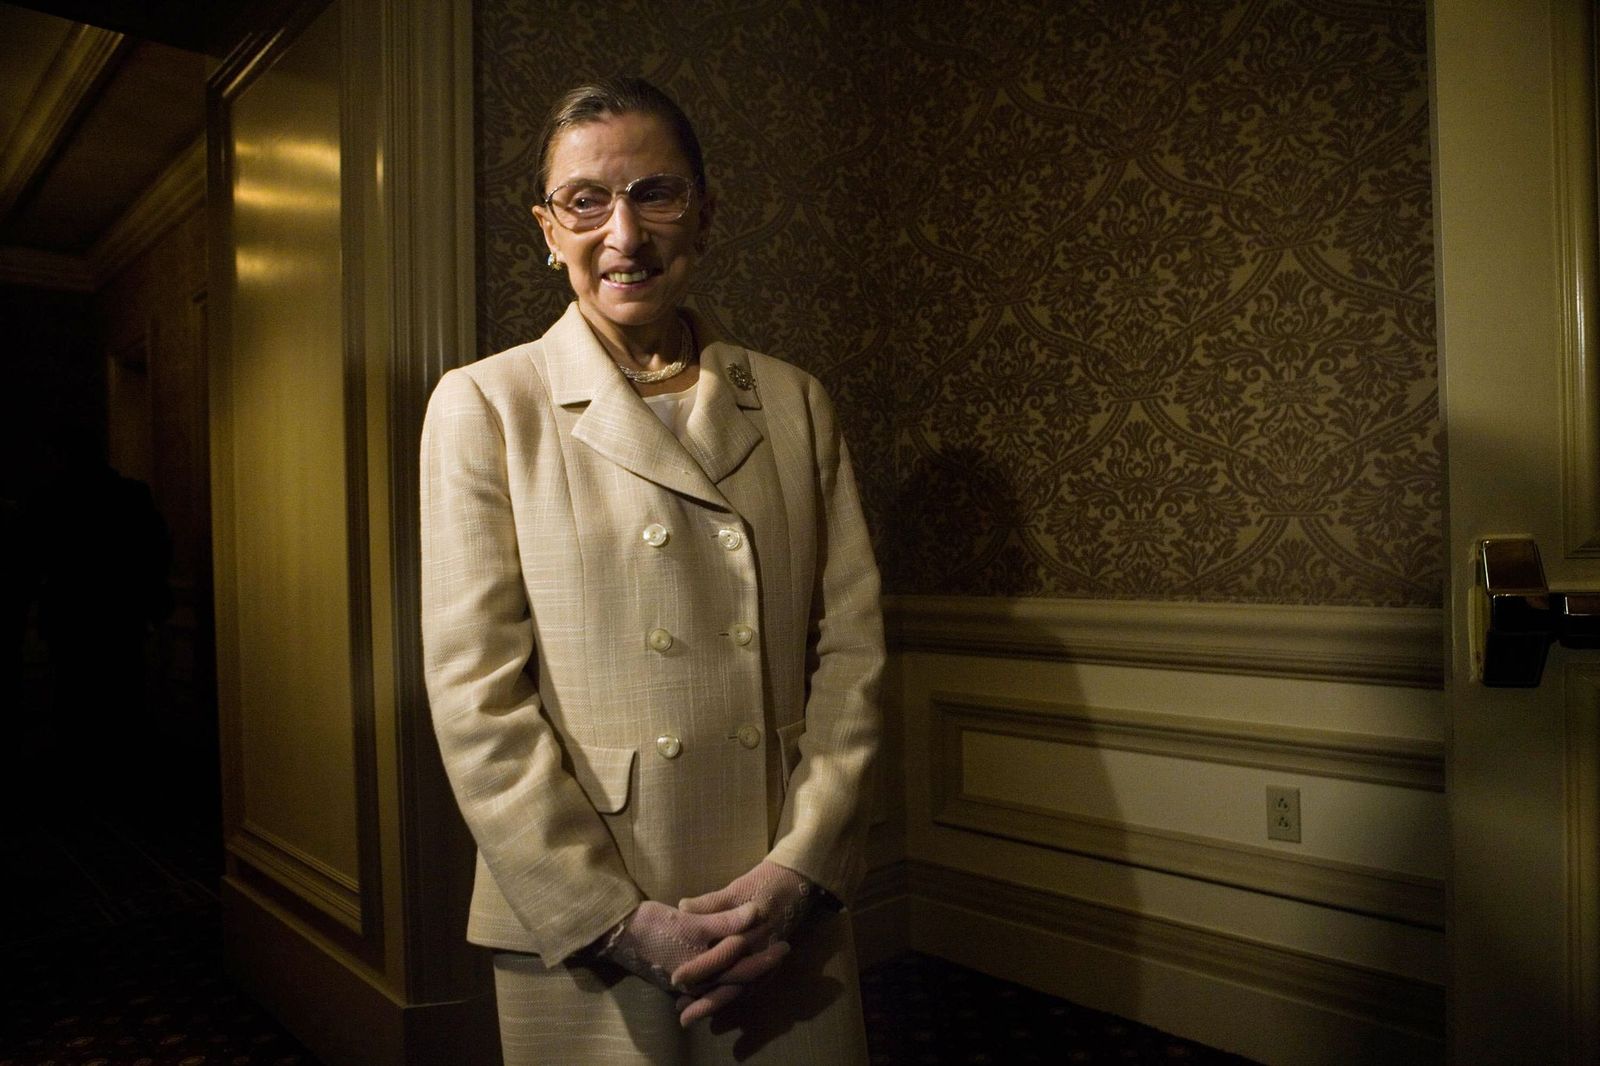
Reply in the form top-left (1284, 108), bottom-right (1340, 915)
top-left (727, 363), bottom-right (755, 390)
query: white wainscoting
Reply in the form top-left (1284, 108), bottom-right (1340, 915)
top-left (867, 595), bottom-right (1447, 1066)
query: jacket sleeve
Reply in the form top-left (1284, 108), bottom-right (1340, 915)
top-left (420, 368), bottom-right (641, 964)
top-left (766, 374), bottom-right (885, 905)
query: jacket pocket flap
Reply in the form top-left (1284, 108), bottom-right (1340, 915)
top-left (776, 720), bottom-right (807, 781)
top-left (570, 743), bottom-right (636, 814)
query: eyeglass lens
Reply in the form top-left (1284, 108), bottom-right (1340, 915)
top-left (549, 175), bottom-right (691, 230)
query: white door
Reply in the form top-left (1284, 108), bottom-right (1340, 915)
top-left (1434, 0), bottom-right (1600, 1062)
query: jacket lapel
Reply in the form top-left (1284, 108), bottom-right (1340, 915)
top-left (683, 342), bottom-right (763, 483)
top-left (539, 304), bottom-right (760, 511)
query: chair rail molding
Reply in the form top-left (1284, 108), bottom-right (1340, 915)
top-left (886, 595), bottom-right (1445, 687)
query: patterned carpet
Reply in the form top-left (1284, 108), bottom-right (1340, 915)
top-left (860, 954), bottom-right (1256, 1066)
top-left (0, 805), bottom-right (317, 1066)
top-left (2, 908), bottom-right (318, 1065)
top-left (0, 803), bottom-right (1255, 1065)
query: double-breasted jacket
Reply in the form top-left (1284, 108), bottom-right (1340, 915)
top-left (420, 303), bottom-right (884, 967)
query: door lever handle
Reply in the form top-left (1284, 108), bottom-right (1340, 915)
top-left (1475, 538), bottom-right (1600, 687)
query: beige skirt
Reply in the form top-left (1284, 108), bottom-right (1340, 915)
top-left (492, 908), bottom-right (868, 1065)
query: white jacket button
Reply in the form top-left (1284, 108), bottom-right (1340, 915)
top-left (648, 628), bottom-right (674, 652)
top-left (656, 734), bottom-right (683, 759)
top-left (716, 528), bottom-right (743, 550)
top-left (729, 623), bottom-right (755, 646)
top-left (736, 725), bottom-right (761, 749)
top-left (642, 523), bottom-right (669, 547)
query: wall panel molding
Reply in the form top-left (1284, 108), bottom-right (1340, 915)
top-left (933, 691), bottom-right (1445, 791)
top-left (887, 595), bottom-right (1445, 687)
top-left (1551, 0), bottom-right (1600, 556)
top-left (1566, 665), bottom-right (1600, 1064)
top-left (930, 693), bottom-right (1445, 928)
top-left (221, 880), bottom-right (497, 1066)
top-left (208, 0), bottom-right (384, 957)
top-left (208, 0), bottom-right (488, 1060)
top-left (230, 821), bottom-right (363, 932)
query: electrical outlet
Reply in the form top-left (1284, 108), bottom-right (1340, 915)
top-left (1267, 786), bottom-right (1301, 843)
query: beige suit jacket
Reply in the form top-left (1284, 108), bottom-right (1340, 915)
top-left (420, 303), bottom-right (884, 966)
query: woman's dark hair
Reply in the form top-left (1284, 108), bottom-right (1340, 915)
top-left (534, 76), bottom-right (706, 198)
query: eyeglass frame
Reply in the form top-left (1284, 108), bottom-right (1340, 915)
top-left (538, 172), bottom-right (701, 233)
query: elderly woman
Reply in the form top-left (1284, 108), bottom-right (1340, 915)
top-left (420, 77), bottom-right (884, 1064)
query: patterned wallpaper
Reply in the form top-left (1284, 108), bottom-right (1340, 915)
top-left (475, 0), bottom-right (1438, 606)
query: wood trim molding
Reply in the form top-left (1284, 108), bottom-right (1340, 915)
top-left (0, 25), bottom-right (127, 223)
top-left (932, 691), bottom-right (1445, 791)
top-left (358, 0), bottom-right (481, 1003)
top-left (1554, 0), bottom-right (1600, 556)
top-left (856, 859), bottom-right (909, 905)
top-left (331, 0), bottom-right (386, 967)
top-left (1566, 665), bottom-right (1600, 1064)
top-left (850, 860), bottom-right (911, 965)
top-left (207, 0), bottom-right (385, 958)
top-left (0, 245), bottom-right (93, 289)
top-left (91, 138), bottom-right (207, 284)
top-left (931, 694), bottom-right (1445, 928)
top-left (221, 879), bottom-right (500, 1066)
top-left (886, 595), bottom-right (1445, 687)
top-left (230, 821), bottom-right (363, 931)
top-left (898, 858), bottom-right (1444, 1043)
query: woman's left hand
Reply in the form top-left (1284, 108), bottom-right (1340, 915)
top-left (671, 861), bottom-right (817, 1026)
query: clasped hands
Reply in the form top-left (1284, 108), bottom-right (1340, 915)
top-left (599, 860), bottom-right (814, 1027)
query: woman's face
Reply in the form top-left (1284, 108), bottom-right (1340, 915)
top-left (533, 111), bottom-right (712, 344)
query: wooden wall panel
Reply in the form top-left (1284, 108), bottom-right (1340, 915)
top-left (878, 596), bottom-right (1448, 1064)
top-left (205, 0), bottom-right (489, 1059)
top-left (213, 2), bottom-right (372, 932)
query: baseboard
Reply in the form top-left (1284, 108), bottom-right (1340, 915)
top-left (222, 877), bottom-right (498, 1066)
top-left (869, 859), bottom-right (1443, 1066)
top-left (851, 860), bottom-right (911, 967)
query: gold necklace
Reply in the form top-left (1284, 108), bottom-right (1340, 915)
top-left (618, 314), bottom-right (692, 384)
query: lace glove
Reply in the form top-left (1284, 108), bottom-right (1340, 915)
top-left (679, 860), bottom-right (816, 947)
top-left (597, 899), bottom-right (785, 995)
top-left (672, 861), bottom-right (817, 1025)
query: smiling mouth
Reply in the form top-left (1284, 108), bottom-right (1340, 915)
top-left (603, 268), bottom-right (657, 284)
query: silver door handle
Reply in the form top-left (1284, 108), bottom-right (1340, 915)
top-left (1475, 538), bottom-right (1600, 687)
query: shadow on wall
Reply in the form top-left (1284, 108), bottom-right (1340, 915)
top-left (900, 623), bottom-right (1150, 1023)
top-left (893, 443), bottom-right (1044, 597)
top-left (885, 438), bottom-right (1148, 1008)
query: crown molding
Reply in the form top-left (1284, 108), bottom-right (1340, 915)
top-left (91, 137), bottom-right (207, 283)
top-left (885, 595), bottom-right (1446, 688)
top-left (0, 138), bottom-right (205, 293)
top-left (0, 246), bottom-right (94, 290)
top-left (0, 25), bottom-right (128, 224)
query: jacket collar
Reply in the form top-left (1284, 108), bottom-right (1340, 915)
top-left (538, 303), bottom-right (763, 510)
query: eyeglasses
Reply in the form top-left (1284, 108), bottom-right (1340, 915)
top-left (541, 173), bottom-right (696, 232)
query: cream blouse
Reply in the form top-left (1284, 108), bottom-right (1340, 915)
top-left (640, 379), bottom-right (698, 440)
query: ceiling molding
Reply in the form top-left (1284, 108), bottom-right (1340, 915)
top-left (0, 245), bottom-right (93, 290)
top-left (91, 136), bottom-right (205, 283)
top-left (0, 24), bottom-right (128, 224)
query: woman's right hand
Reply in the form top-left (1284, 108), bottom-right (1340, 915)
top-left (598, 899), bottom-right (790, 996)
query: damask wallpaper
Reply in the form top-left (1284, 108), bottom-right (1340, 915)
top-left (475, 0), bottom-right (1438, 606)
